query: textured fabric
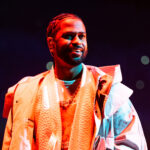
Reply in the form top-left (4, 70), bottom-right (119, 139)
top-left (2, 64), bottom-right (148, 150)
top-left (34, 65), bottom-right (97, 150)
top-left (2, 73), bottom-right (44, 150)
top-left (93, 77), bottom-right (147, 149)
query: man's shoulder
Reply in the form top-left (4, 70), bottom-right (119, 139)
top-left (87, 64), bottom-right (133, 118)
top-left (86, 64), bottom-right (122, 84)
top-left (6, 70), bottom-right (50, 104)
top-left (17, 70), bottom-right (50, 85)
top-left (3, 70), bottom-right (50, 118)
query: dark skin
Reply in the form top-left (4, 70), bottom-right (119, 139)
top-left (47, 18), bottom-right (88, 80)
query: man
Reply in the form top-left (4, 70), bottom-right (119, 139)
top-left (2, 13), bottom-right (147, 150)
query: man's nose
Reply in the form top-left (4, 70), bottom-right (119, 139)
top-left (71, 35), bottom-right (82, 46)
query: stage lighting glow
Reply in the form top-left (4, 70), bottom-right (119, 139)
top-left (136, 80), bottom-right (145, 90)
top-left (46, 61), bottom-right (53, 70)
top-left (141, 55), bottom-right (150, 65)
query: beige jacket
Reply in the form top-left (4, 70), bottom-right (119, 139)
top-left (2, 64), bottom-right (147, 150)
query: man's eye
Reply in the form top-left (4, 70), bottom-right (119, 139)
top-left (79, 34), bottom-right (85, 39)
top-left (62, 35), bottom-right (73, 40)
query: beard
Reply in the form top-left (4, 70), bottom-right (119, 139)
top-left (55, 44), bottom-right (88, 66)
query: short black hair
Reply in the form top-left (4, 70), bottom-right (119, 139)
top-left (46, 13), bottom-right (82, 38)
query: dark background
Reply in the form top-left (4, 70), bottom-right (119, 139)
top-left (0, 0), bottom-right (150, 149)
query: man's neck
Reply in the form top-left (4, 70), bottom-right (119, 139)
top-left (54, 63), bottom-right (83, 81)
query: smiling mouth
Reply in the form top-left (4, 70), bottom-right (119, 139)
top-left (71, 50), bottom-right (83, 57)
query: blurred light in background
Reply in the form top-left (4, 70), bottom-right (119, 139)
top-left (46, 61), bottom-right (53, 70)
top-left (136, 80), bottom-right (145, 90)
top-left (141, 55), bottom-right (150, 65)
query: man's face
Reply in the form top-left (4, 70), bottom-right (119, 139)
top-left (52, 18), bottom-right (88, 66)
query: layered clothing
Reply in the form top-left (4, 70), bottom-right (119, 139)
top-left (2, 64), bottom-right (147, 150)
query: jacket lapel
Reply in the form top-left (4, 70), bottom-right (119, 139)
top-left (36, 67), bottom-right (62, 150)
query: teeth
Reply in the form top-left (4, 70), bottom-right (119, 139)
top-left (75, 50), bottom-right (81, 52)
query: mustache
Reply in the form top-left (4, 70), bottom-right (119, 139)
top-left (69, 45), bottom-right (84, 51)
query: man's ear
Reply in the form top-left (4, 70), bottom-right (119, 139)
top-left (47, 37), bottom-right (55, 57)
